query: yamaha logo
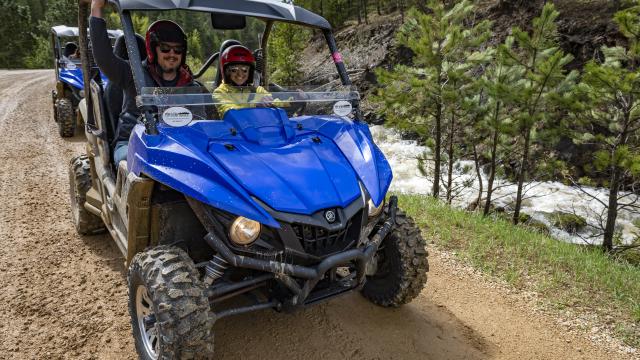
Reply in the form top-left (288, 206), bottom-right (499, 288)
top-left (324, 210), bottom-right (336, 223)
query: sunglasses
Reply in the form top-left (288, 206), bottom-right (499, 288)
top-left (158, 44), bottom-right (184, 55)
top-left (229, 66), bottom-right (250, 74)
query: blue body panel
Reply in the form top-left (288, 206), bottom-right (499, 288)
top-left (128, 108), bottom-right (393, 227)
top-left (59, 68), bottom-right (109, 90)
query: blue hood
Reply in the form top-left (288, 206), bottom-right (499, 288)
top-left (59, 68), bottom-right (109, 90)
top-left (128, 108), bottom-right (393, 226)
top-left (208, 131), bottom-right (361, 214)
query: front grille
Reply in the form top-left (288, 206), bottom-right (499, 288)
top-left (292, 221), bottom-right (354, 257)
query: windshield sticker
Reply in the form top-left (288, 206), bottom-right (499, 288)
top-left (162, 106), bottom-right (193, 127)
top-left (333, 101), bottom-right (352, 117)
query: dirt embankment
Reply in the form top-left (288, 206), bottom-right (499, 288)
top-left (0, 70), bottom-right (632, 359)
top-left (299, 0), bottom-right (627, 124)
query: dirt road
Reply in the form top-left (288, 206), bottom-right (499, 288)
top-left (0, 70), bottom-right (630, 360)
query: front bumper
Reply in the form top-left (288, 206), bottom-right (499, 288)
top-left (203, 196), bottom-right (398, 313)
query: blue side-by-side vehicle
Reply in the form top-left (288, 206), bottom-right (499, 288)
top-left (69, 1), bottom-right (428, 359)
top-left (51, 25), bottom-right (121, 137)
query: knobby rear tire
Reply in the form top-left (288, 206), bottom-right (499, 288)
top-left (52, 90), bottom-right (58, 123)
top-left (68, 154), bottom-right (105, 235)
top-left (56, 98), bottom-right (75, 137)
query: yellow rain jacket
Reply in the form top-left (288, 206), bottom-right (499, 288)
top-left (213, 82), bottom-right (289, 118)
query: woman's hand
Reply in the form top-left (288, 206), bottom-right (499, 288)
top-left (257, 95), bottom-right (274, 107)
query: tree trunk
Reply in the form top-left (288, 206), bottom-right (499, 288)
top-left (473, 144), bottom-right (483, 211)
top-left (603, 166), bottom-right (619, 251)
top-left (377, 0), bottom-right (381, 15)
top-left (446, 110), bottom-right (455, 204)
top-left (432, 101), bottom-right (442, 199)
top-left (513, 128), bottom-right (531, 225)
top-left (356, 0), bottom-right (361, 24)
top-left (363, 0), bottom-right (369, 24)
top-left (603, 107), bottom-right (630, 251)
top-left (483, 128), bottom-right (499, 216)
top-left (484, 102), bottom-right (501, 216)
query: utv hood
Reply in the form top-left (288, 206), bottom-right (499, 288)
top-left (207, 130), bottom-right (361, 215)
top-left (129, 108), bottom-right (392, 225)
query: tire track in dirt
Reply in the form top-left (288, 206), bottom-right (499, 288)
top-left (0, 70), bottom-right (627, 360)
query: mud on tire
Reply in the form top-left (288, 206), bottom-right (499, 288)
top-left (361, 209), bottom-right (429, 307)
top-left (68, 155), bottom-right (105, 235)
top-left (56, 98), bottom-right (75, 137)
top-left (129, 246), bottom-right (214, 360)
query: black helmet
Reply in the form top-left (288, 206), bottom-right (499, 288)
top-left (145, 20), bottom-right (187, 65)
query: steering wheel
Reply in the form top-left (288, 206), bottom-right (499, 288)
top-left (287, 90), bottom-right (308, 116)
top-left (268, 83), bottom-right (308, 116)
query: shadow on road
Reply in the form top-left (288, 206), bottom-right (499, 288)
top-left (214, 292), bottom-right (494, 360)
top-left (62, 131), bottom-right (88, 144)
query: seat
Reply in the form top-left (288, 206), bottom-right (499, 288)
top-left (103, 34), bottom-right (146, 146)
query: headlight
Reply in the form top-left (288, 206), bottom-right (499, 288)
top-left (229, 217), bottom-right (261, 245)
top-left (367, 198), bottom-right (384, 217)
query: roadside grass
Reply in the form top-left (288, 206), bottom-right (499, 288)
top-left (398, 194), bottom-right (640, 348)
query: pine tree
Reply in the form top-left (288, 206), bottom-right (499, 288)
top-left (372, 0), bottom-right (491, 199)
top-left (499, 3), bottom-right (577, 224)
top-left (186, 29), bottom-right (204, 77)
top-left (478, 38), bottom-right (519, 216)
top-left (569, 4), bottom-right (640, 251)
top-left (0, 0), bottom-right (33, 68)
top-left (268, 23), bottom-right (311, 85)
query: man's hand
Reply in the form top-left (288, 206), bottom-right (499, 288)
top-left (91, 0), bottom-right (106, 18)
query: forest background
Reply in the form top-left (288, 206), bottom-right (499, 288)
top-left (0, 0), bottom-right (411, 69)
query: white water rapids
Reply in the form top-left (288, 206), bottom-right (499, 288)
top-left (371, 125), bottom-right (640, 246)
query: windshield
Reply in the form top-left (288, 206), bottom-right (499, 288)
top-left (139, 84), bottom-right (359, 126)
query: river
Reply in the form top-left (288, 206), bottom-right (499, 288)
top-left (371, 125), bottom-right (640, 246)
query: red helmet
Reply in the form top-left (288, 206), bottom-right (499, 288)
top-left (220, 45), bottom-right (255, 84)
top-left (145, 20), bottom-right (187, 65)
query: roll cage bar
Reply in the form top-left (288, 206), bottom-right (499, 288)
top-left (77, 0), bottom-right (352, 135)
top-left (51, 25), bottom-right (122, 61)
top-left (51, 25), bottom-right (123, 38)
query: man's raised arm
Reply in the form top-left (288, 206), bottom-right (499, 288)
top-left (89, 0), bottom-right (132, 87)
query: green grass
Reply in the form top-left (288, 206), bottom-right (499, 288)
top-left (398, 194), bottom-right (640, 348)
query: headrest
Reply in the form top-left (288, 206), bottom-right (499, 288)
top-left (113, 34), bottom-right (147, 61)
top-left (63, 42), bottom-right (78, 57)
top-left (219, 39), bottom-right (242, 56)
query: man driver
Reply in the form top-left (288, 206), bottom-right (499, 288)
top-left (90, 0), bottom-right (197, 164)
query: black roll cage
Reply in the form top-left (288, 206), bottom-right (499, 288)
top-left (78, 0), bottom-right (352, 136)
